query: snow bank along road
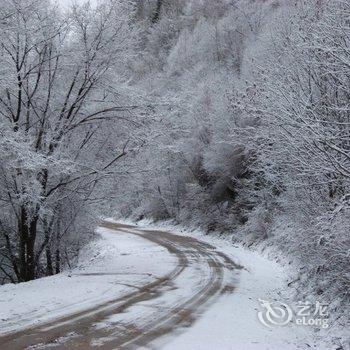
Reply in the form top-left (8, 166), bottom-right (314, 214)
top-left (0, 222), bottom-right (242, 349)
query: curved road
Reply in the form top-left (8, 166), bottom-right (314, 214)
top-left (0, 222), bottom-right (241, 350)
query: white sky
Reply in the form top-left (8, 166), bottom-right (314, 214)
top-left (56, 0), bottom-right (98, 9)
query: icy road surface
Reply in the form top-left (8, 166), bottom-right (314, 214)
top-left (0, 221), bottom-right (321, 349)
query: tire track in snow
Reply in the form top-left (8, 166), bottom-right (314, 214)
top-left (0, 222), bottom-right (242, 350)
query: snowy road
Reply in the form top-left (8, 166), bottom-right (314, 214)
top-left (0, 222), bottom-right (241, 349)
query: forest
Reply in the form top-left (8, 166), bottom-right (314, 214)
top-left (0, 0), bottom-right (349, 343)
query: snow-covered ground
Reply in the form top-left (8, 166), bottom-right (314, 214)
top-left (113, 219), bottom-right (329, 350)
top-left (0, 227), bottom-right (176, 335)
top-left (0, 220), bottom-right (334, 349)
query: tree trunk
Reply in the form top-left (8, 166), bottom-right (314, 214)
top-left (152, 0), bottom-right (163, 24)
top-left (46, 244), bottom-right (54, 276)
top-left (55, 247), bottom-right (61, 274)
top-left (18, 207), bottom-right (28, 282)
top-left (17, 207), bottom-right (39, 282)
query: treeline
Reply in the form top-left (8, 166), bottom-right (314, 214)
top-left (0, 0), bottom-right (141, 283)
top-left (115, 0), bottom-right (350, 334)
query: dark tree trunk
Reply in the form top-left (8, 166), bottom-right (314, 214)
top-left (17, 207), bottom-right (39, 282)
top-left (18, 207), bottom-right (28, 282)
top-left (46, 244), bottom-right (54, 276)
top-left (55, 247), bottom-right (61, 274)
top-left (152, 0), bottom-right (163, 24)
top-left (26, 215), bottom-right (38, 281)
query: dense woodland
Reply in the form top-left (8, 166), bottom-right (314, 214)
top-left (0, 0), bottom-right (349, 337)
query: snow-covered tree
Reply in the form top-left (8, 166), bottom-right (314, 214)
top-left (0, 0), bottom-right (138, 282)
